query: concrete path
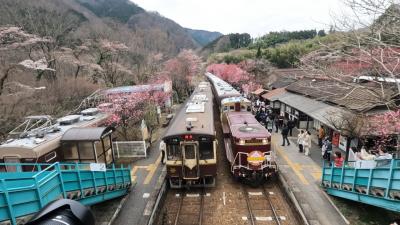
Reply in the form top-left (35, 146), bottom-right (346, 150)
top-left (272, 132), bottom-right (349, 225)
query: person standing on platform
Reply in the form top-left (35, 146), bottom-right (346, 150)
top-left (287, 119), bottom-right (295, 136)
top-left (278, 115), bottom-right (284, 128)
top-left (318, 125), bottom-right (325, 148)
top-left (274, 117), bottom-right (279, 133)
top-left (159, 140), bottom-right (166, 164)
top-left (304, 131), bottom-right (312, 156)
top-left (281, 124), bottom-right (290, 146)
top-left (297, 130), bottom-right (305, 153)
top-left (334, 151), bottom-right (344, 167)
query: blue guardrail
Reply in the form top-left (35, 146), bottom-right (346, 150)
top-left (0, 162), bottom-right (132, 225)
top-left (322, 159), bottom-right (400, 212)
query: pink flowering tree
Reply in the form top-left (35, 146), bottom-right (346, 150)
top-left (241, 82), bottom-right (262, 95)
top-left (206, 63), bottom-right (251, 90)
top-left (160, 49), bottom-right (201, 102)
top-left (99, 87), bottom-right (171, 141)
top-left (367, 109), bottom-right (400, 152)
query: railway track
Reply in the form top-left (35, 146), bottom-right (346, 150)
top-left (242, 184), bottom-right (287, 225)
top-left (172, 188), bottom-right (205, 225)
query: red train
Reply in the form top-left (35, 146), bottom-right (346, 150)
top-left (205, 72), bottom-right (277, 186)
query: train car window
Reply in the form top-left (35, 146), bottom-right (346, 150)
top-left (4, 157), bottom-right (20, 172)
top-left (45, 152), bottom-right (57, 162)
top-left (103, 137), bottom-right (111, 150)
top-left (78, 142), bottom-right (95, 160)
top-left (229, 106), bottom-right (234, 111)
top-left (167, 144), bottom-right (181, 160)
top-left (223, 106), bottom-right (228, 112)
top-left (63, 143), bottom-right (79, 160)
top-left (95, 141), bottom-right (103, 157)
top-left (184, 145), bottom-right (196, 159)
top-left (199, 141), bottom-right (213, 159)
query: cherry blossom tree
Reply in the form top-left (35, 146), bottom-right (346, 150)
top-left (93, 39), bottom-right (129, 86)
top-left (98, 87), bottom-right (171, 141)
top-left (160, 49), bottom-right (201, 102)
top-left (206, 63), bottom-right (250, 88)
top-left (367, 109), bottom-right (400, 153)
top-left (0, 26), bottom-right (51, 95)
top-left (241, 82), bottom-right (262, 95)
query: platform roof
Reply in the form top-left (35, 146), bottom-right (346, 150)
top-left (61, 127), bottom-right (114, 142)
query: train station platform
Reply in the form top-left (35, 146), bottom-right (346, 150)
top-left (112, 141), bottom-right (165, 225)
top-left (271, 132), bottom-right (349, 225)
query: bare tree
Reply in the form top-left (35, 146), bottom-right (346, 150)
top-left (325, 110), bottom-right (366, 160)
top-left (303, 0), bottom-right (400, 97)
top-left (0, 27), bottom-right (51, 95)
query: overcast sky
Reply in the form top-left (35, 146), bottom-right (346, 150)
top-left (131, 0), bottom-right (345, 37)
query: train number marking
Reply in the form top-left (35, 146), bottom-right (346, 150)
top-left (255, 217), bottom-right (273, 221)
top-left (248, 192), bottom-right (263, 196)
top-left (186, 193), bottom-right (200, 197)
top-left (143, 193), bottom-right (150, 198)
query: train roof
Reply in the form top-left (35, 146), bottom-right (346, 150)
top-left (227, 112), bottom-right (270, 139)
top-left (163, 82), bottom-right (215, 139)
top-left (205, 72), bottom-right (241, 98)
top-left (0, 110), bottom-right (109, 158)
top-left (221, 96), bottom-right (251, 105)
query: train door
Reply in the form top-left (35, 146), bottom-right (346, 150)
top-left (235, 102), bottom-right (240, 111)
top-left (181, 142), bottom-right (199, 179)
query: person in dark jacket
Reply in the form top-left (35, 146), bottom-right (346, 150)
top-left (274, 117), bottom-right (279, 133)
top-left (281, 125), bottom-right (290, 146)
top-left (278, 115), bottom-right (284, 128)
top-left (287, 119), bottom-right (295, 136)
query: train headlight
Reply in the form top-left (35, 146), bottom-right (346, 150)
top-left (239, 139), bottom-right (245, 145)
top-left (262, 139), bottom-right (268, 144)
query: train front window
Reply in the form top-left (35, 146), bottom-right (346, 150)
top-left (199, 141), bottom-right (213, 160)
top-left (167, 144), bottom-right (181, 160)
top-left (184, 145), bottom-right (196, 160)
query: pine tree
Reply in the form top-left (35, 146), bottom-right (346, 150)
top-left (256, 46), bottom-right (262, 58)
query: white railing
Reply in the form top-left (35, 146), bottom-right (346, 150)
top-left (113, 141), bottom-right (148, 158)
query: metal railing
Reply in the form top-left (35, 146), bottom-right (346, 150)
top-left (113, 141), bottom-right (148, 158)
top-left (0, 162), bottom-right (132, 225)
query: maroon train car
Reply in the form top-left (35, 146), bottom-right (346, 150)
top-left (224, 112), bottom-right (276, 185)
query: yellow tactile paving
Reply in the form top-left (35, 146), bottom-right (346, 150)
top-left (144, 154), bottom-right (162, 185)
top-left (273, 141), bottom-right (310, 185)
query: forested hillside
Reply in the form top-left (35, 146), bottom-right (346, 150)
top-left (185, 28), bottom-right (222, 46)
top-left (0, 0), bottom-right (213, 140)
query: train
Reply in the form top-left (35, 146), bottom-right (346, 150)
top-left (205, 72), bottom-right (277, 186)
top-left (0, 108), bottom-right (115, 172)
top-left (163, 81), bottom-right (217, 188)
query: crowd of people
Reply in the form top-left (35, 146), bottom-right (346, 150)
top-left (252, 97), bottom-right (395, 169)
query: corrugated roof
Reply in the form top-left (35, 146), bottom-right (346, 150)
top-left (104, 84), bottom-right (164, 95)
top-left (61, 127), bottom-right (114, 141)
top-left (261, 88), bottom-right (286, 100)
top-left (286, 78), bottom-right (396, 112)
top-left (252, 88), bottom-right (267, 95)
top-left (272, 92), bottom-right (349, 128)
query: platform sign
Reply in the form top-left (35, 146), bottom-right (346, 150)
top-left (90, 163), bottom-right (106, 172)
top-left (247, 151), bottom-right (265, 166)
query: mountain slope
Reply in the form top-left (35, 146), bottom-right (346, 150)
top-left (76, 0), bottom-right (145, 23)
top-left (185, 28), bottom-right (222, 47)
